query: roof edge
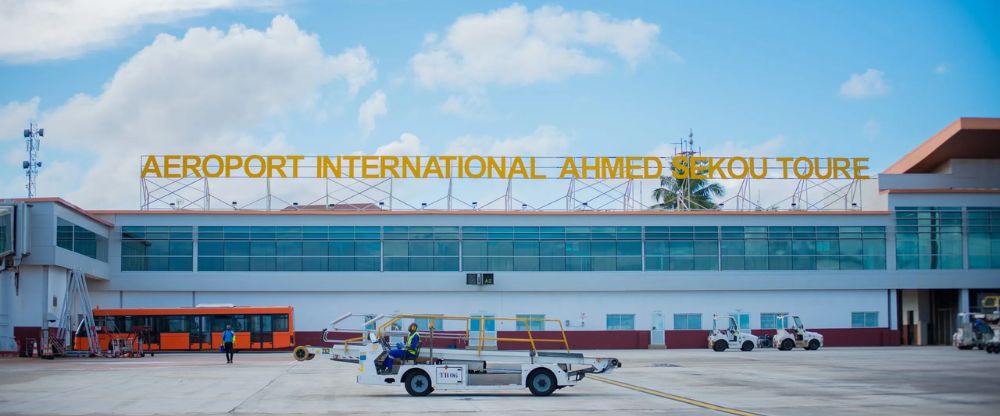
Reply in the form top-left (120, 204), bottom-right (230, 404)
top-left (7, 197), bottom-right (115, 228)
top-left (883, 117), bottom-right (1000, 174)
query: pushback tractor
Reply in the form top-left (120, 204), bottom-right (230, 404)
top-left (773, 314), bottom-right (823, 351)
top-left (292, 313), bottom-right (621, 396)
top-left (708, 314), bottom-right (759, 352)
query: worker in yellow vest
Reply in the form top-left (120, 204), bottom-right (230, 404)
top-left (384, 323), bottom-right (420, 373)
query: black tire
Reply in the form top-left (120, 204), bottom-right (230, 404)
top-left (712, 340), bottom-right (728, 352)
top-left (404, 371), bottom-right (433, 397)
top-left (527, 369), bottom-right (557, 396)
top-left (807, 339), bottom-right (821, 351)
top-left (780, 339), bottom-right (795, 351)
top-left (741, 341), bottom-right (754, 352)
top-left (292, 346), bottom-right (310, 361)
top-left (977, 345), bottom-right (985, 350)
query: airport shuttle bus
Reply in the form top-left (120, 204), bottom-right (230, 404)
top-left (75, 305), bottom-right (294, 352)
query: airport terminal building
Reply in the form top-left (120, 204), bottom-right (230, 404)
top-left (2, 117), bottom-right (999, 351)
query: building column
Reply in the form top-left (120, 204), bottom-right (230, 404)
top-left (958, 288), bottom-right (970, 315)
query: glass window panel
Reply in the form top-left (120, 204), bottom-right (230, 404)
top-left (462, 241), bottom-right (487, 256)
top-left (840, 239), bottom-right (863, 256)
top-left (539, 257), bottom-right (565, 271)
top-left (513, 241), bottom-right (539, 256)
top-left (250, 257), bottom-right (276, 271)
top-left (513, 257), bottom-right (540, 271)
top-left (434, 257), bottom-right (459, 271)
top-left (565, 257), bottom-right (590, 271)
top-left (224, 256), bottom-right (249, 271)
top-left (591, 241), bottom-right (616, 256)
top-left (224, 241), bottom-right (250, 256)
top-left (646, 241), bottom-right (669, 256)
top-left (720, 256), bottom-right (743, 270)
top-left (592, 257), bottom-right (616, 271)
top-left (463, 256), bottom-right (486, 271)
top-left (435, 241), bottom-right (459, 256)
top-left (693, 241), bottom-right (718, 255)
top-left (693, 256), bottom-right (718, 271)
top-left (487, 241), bottom-right (513, 256)
top-left (565, 241), bottom-right (590, 256)
top-left (276, 241), bottom-right (302, 256)
top-left (383, 241), bottom-right (407, 256)
top-left (169, 241), bottom-right (193, 256)
top-left (487, 256), bottom-right (513, 271)
top-left (302, 257), bottom-right (327, 271)
top-left (329, 257), bottom-right (355, 271)
top-left (355, 241), bottom-right (380, 256)
top-left (302, 241), bottom-right (327, 256)
top-left (250, 241), bottom-right (276, 256)
top-left (198, 256), bottom-right (223, 271)
top-left (408, 257), bottom-right (433, 271)
top-left (198, 241), bottom-right (224, 256)
top-left (409, 241), bottom-right (434, 256)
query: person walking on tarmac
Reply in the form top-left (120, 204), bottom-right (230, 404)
top-left (383, 323), bottom-right (420, 373)
top-left (222, 324), bottom-right (236, 364)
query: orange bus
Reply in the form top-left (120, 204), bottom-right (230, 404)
top-left (75, 306), bottom-right (294, 352)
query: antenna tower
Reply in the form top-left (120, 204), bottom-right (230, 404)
top-left (22, 123), bottom-right (43, 198)
top-left (672, 129), bottom-right (701, 210)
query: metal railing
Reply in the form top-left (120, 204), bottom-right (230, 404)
top-left (373, 314), bottom-right (570, 353)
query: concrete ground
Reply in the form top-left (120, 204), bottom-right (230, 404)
top-left (1, 347), bottom-right (998, 415)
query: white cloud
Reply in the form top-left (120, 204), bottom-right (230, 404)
top-left (839, 69), bottom-right (889, 99)
top-left (0, 97), bottom-right (40, 140)
top-left (446, 125), bottom-right (569, 156)
top-left (933, 63), bottom-right (950, 75)
top-left (374, 133), bottom-right (425, 156)
top-left (440, 90), bottom-right (490, 118)
top-left (358, 90), bottom-right (387, 136)
top-left (863, 119), bottom-right (880, 137)
top-left (412, 4), bottom-right (660, 88)
top-left (0, 0), bottom-right (279, 63)
top-left (23, 15), bottom-right (374, 208)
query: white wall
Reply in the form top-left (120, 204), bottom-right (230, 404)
top-left (90, 289), bottom-right (890, 331)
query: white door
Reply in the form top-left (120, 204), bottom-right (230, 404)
top-left (650, 311), bottom-right (665, 347)
top-left (469, 314), bottom-right (496, 349)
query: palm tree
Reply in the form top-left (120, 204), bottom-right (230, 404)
top-left (652, 175), bottom-right (724, 210)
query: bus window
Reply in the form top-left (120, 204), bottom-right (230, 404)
top-left (273, 314), bottom-right (289, 332)
top-left (212, 316), bottom-right (232, 332)
top-left (231, 315), bottom-right (247, 331)
top-left (166, 316), bottom-right (188, 332)
top-left (260, 315), bottom-right (273, 333)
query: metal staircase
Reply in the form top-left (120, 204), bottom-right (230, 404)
top-left (54, 269), bottom-right (101, 357)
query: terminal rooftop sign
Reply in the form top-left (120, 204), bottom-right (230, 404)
top-left (140, 155), bottom-right (871, 180)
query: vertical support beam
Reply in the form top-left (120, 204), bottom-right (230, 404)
top-left (958, 288), bottom-right (970, 315)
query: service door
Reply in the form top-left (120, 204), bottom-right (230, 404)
top-left (248, 315), bottom-right (274, 350)
top-left (189, 316), bottom-right (210, 350)
top-left (650, 311), bottom-right (665, 347)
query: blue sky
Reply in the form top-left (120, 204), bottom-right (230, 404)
top-left (1, 0), bottom-right (998, 209)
